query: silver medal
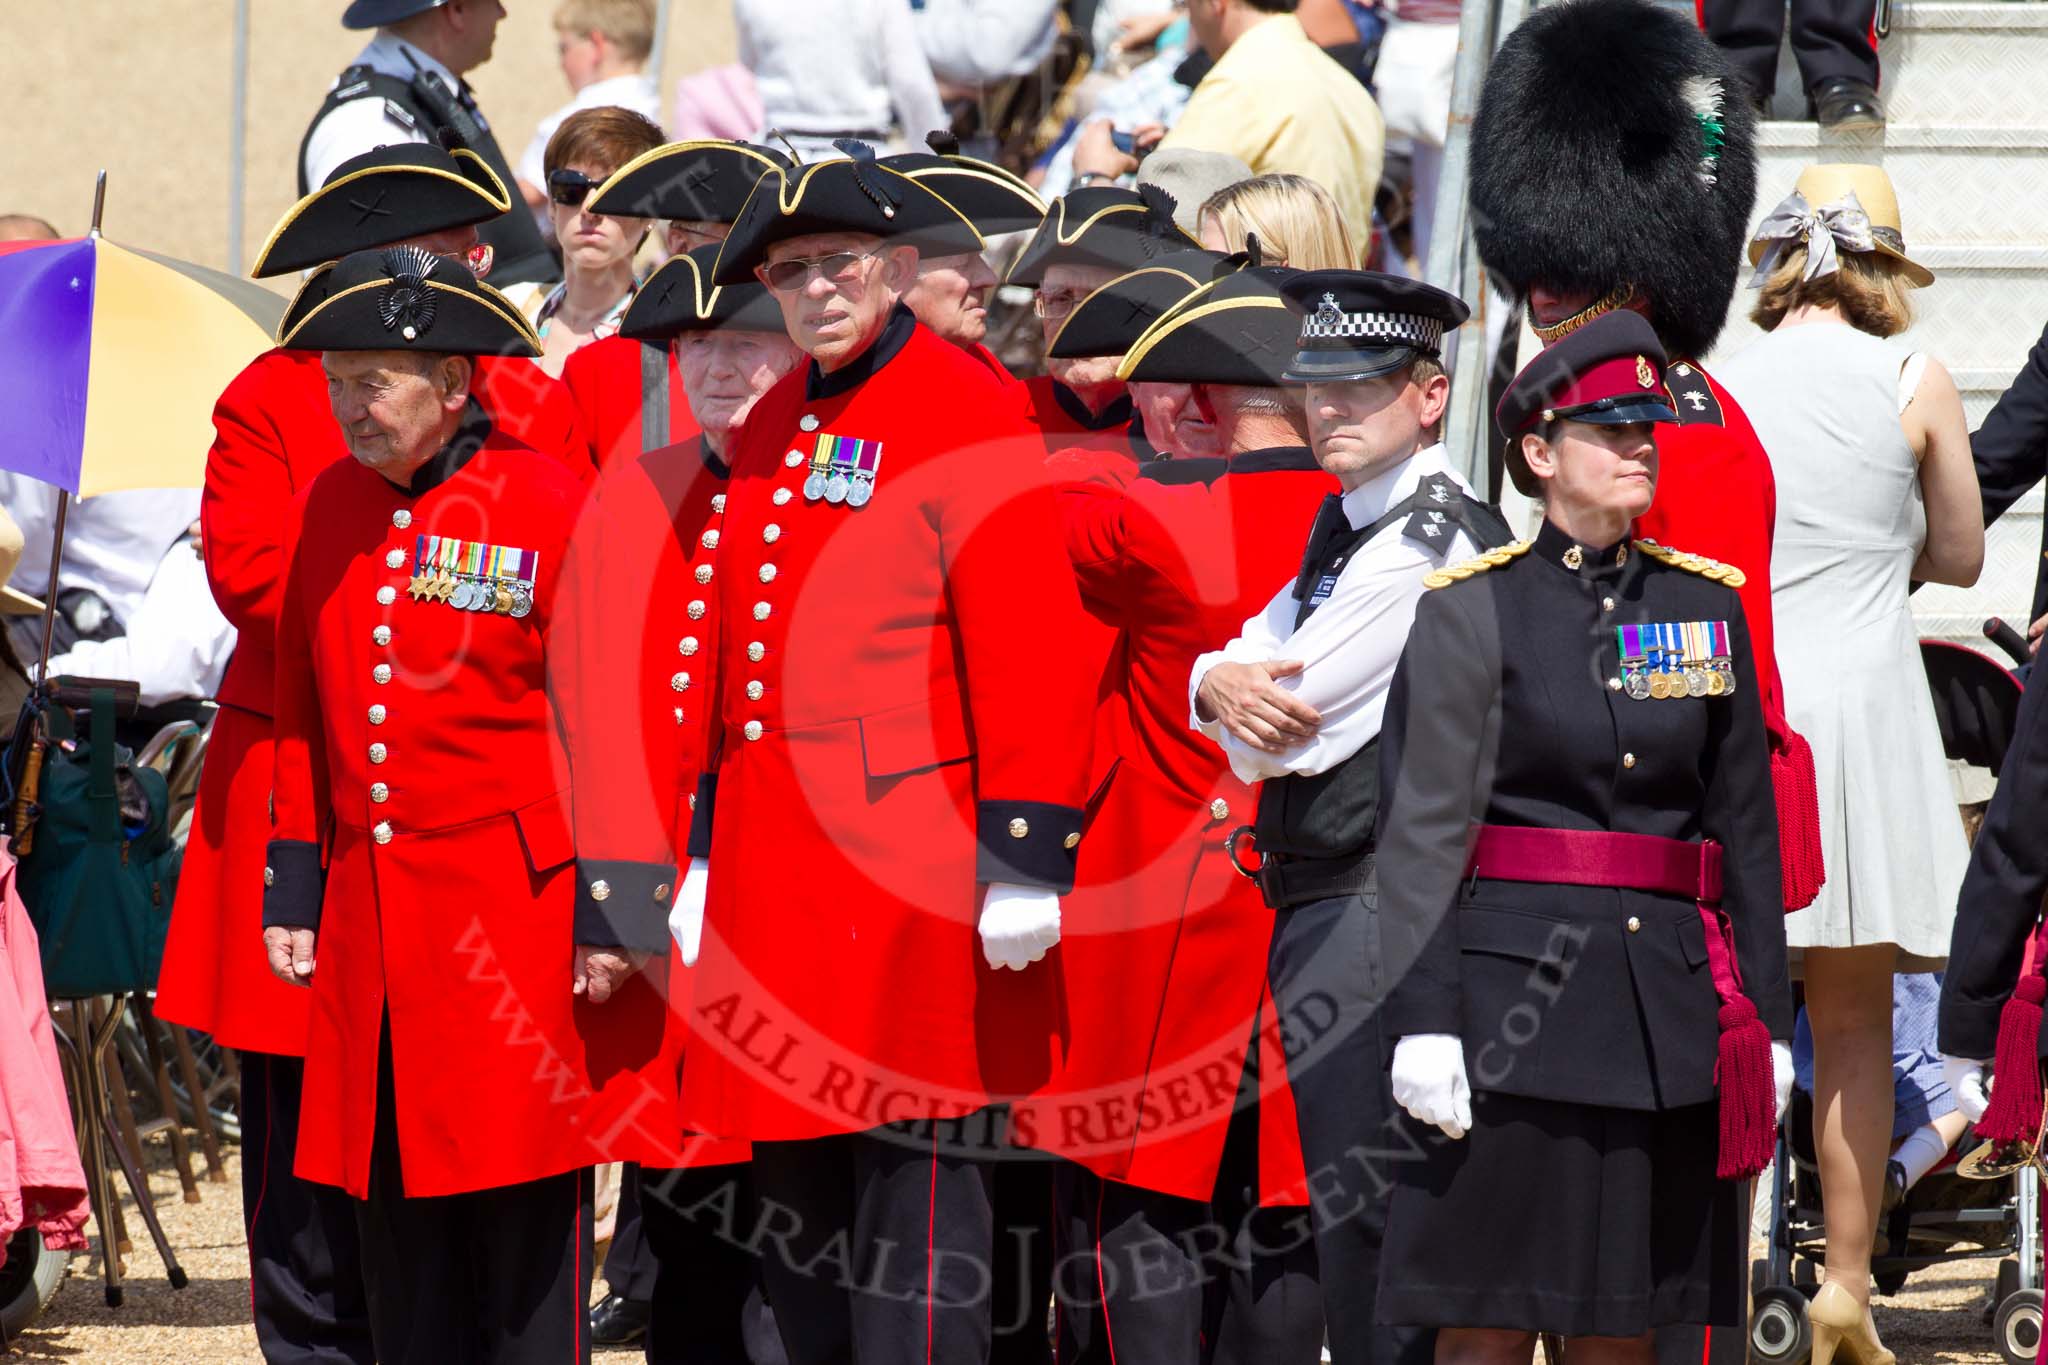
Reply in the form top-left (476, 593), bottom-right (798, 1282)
top-left (803, 470), bottom-right (828, 501)
top-left (1685, 668), bottom-right (1709, 698)
top-left (509, 585), bottom-right (534, 618)
top-left (451, 581), bottom-right (477, 610)
top-left (847, 475), bottom-right (873, 508)
top-left (824, 471), bottom-right (850, 504)
top-left (1625, 670), bottom-right (1652, 701)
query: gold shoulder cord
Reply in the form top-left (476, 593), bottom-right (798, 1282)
top-left (1632, 538), bottom-right (1747, 588)
top-left (1423, 539), bottom-right (1534, 590)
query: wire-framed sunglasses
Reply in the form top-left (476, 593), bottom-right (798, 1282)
top-left (755, 250), bottom-right (883, 292)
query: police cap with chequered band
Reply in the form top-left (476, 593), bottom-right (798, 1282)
top-left (1277, 270), bottom-right (1471, 384)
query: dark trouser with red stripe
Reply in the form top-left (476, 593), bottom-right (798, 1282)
top-left (989, 1147), bottom-right (1059, 1364)
top-left (1267, 890), bottom-right (1434, 1365)
top-left (637, 1162), bottom-right (788, 1365)
top-left (1051, 1083), bottom-right (1324, 1362)
top-left (241, 1049), bottom-right (375, 1365)
top-left (750, 1116), bottom-right (1000, 1365)
top-left (353, 1033), bottom-right (594, 1365)
top-left (1701, 0), bottom-right (1880, 94)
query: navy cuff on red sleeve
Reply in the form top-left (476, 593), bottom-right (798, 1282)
top-left (573, 858), bottom-right (678, 956)
top-left (975, 800), bottom-right (1084, 894)
top-left (261, 839), bottom-right (325, 932)
top-left (684, 773), bottom-right (718, 860)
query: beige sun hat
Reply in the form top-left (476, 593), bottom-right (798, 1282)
top-left (1747, 163), bottom-right (1935, 289)
top-left (0, 507), bottom-right (47, 616)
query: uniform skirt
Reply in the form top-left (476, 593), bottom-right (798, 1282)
top-left (1376, 1092), bottom-right (1742, 1338)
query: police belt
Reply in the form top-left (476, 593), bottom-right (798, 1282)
top-left (1227, 826), bottom-right (1372, 909)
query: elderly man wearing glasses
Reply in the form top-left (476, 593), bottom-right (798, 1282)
top-left (666, 141), bottom-right (1095, 1365)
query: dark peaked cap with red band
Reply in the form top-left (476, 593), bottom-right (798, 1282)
top-left (1006, 184), bottom-right (1198, 287)
top-left (881, 132), bottom-right (1047, 239)
top-left (253, 143), bottom-right (512, 278)
top-left (279, 246), bottom-right (542, 358)
top-left (1116, 266), bottom-right (1305, 387)
top-left (621, 242), bottom-right (786, 338)
top-left (588, 140), bottom-right (794, 222)
top-left (710, 140), bottom-right (984, 285)
top-left (1047, 249), bottom-right (1236, 360)
top-left (1496, 309), bottom-right (1679, 436)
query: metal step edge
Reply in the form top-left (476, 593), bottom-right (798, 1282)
top-left (1758, 123), bottom-right (2048, 149)
top-left (1884, 2), bottom-right (2048, 31)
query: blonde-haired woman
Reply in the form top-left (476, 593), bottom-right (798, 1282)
top-left (1197, 172), bottom-right (1361, 270)
top-left (1718, 163), bottom-right (1983, 1365)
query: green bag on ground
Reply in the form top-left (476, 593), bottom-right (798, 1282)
top-left (14, 693), bottom-right (176, 999)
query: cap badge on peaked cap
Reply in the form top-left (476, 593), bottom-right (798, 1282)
top-left (1315, 293), bottom-right (1344, 329)
top-left (1635, 356), bottom-right (1655, 388)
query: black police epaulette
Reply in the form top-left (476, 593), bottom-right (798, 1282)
top-left (1664, 361), bottom-right (1724, 426)
top-left (1400, 472), bottom-right (1483, 552)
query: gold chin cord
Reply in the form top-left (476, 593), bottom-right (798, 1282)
top-left (1530, 282), bottom-right (1640, 346)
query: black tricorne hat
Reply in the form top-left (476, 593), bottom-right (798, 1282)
top-left (253, 143), bottom-right (511, 278)
top-left (1278, 270), bottom-right (1470, 383)
top-left (1495, 310), bottom-right (1677, 495)
top-left (280, 246), bottom-right (541, 357)
top-left (1047, 249), bottom-right (1234, 360)
top-left (1470, 0), bottom-right (1758, 360)
top-left (710, 141), bottom-right (984, 285)
top-left (588, 140), bottom-right (794, 223)
top-left (342, 0), bottom-right (446, 29)
top-left (620, 243), bottom-right (787, 339)
top-left (881, 133), bottom-right (1047, 239)
top-left (1116, 266), bottom-right (1304, 387)
top-left (1006, 185), bottom-right (1198, 287)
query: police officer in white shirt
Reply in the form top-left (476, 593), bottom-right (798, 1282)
top-left (300, 0), bottom-right (557, 285)
top-left (1187, 271), bottom-right (1510, 1365)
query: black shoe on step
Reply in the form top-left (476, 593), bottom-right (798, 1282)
top-left (1810, 76), bottom-right (1885, 132)
top-left (590, 1292), bottom-right (653, 1346)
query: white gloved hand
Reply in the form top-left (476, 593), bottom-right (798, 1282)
top-left (670, 858), bottom-right (710, 967)
top-left (1773, 1039), bottom-right (1795, 1124)
top-left (978, 883), bottom-right (1061, 971)
top-left (1390, 1033), bottom-right (1472, 1139)
top-left (1944, 1054), bottom-right (1992, 1123)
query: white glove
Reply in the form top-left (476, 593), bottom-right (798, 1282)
top-left (670, 858), bottom-right (710, 967)
top-left (978, 883), bottom-right (1061, 971)
top-left (1944, 1054), bottom-right (1992, 1123)
top-left (1390, 1033), bottom-right (1472, 1139)
top-left (1773, 1040), bottom-right (1795, 1124)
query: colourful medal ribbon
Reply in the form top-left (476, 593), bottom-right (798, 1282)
top-left (810, 433), bottom-right (836, 477)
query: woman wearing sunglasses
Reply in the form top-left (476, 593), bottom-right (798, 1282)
top-left (513, 105), bottom-right (665, 377)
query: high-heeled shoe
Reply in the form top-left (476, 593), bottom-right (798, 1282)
top-left (1809, 1280), bottom-right (1895, 1365)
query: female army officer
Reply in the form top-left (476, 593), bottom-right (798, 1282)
top-left (1370, 311), bottom-right (1794, 1361)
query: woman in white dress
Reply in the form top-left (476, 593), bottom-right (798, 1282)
top-left (1717, 163), bottom-right (1983, 1365)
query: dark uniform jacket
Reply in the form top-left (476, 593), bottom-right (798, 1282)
top-left (1940, 658), bottom-right (2048, 1060)
top-left (1974, 316), bottom-right (2048, 627)
top-left (1377, 520), bottom-right (1793, 1112)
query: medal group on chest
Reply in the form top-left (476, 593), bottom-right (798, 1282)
top-left (1616, 620), bottom-right (1735, 701)
top-left (406, 532), bottom-right (539, 618)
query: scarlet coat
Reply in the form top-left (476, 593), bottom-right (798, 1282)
top-left (1018, 449), bottom-right (1328, 1206)
top-left (264, 413), bottom-right (676, 1197)
top-left (560, 334), bottom-right (703, 472)
top-left (678, 310), bottom-right (1096, 1142)
top-left (1636, 361), bottom-right (1825, 906)
top-left (1017, 374), bottom-right (1145, 459)
top-left (155, 349), bottom-right (592, 1057)
top-left (553, 434), bottom-right (751, 1168)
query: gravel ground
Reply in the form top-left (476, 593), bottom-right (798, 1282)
top-left (4, 1135), bottom-right (2016, 1362)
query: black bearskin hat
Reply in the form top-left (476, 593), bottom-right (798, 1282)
top-left (1469, 0), bottom-right (1758, 360)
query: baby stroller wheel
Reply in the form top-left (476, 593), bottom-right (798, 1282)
top-left (1994, 1287), bottom-right (2043, 1365)
top-left (1750, 1285), bottom-right (1811, 1363)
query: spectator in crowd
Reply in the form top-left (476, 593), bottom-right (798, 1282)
top-left (301, 0), bottom-right (557, 286)
top-left (1069, 0), bottom-right (1387, 253)
top-left (735, 0), bottom-right (948, 164)
top-left (1717, 163), bottom-right (1979, 1365)
top-left (1135, 147), bottom-right (1253, 237)
top-left (1035, 18), bottom-right (1199, 200)
top-left (1198, 172), bottom-right (1361, 268)
top-left (507, 106), bottom-right (665, 377)
top-left (910, 0), bottom-right (1059, 98)
top-left (515, 0), bottom-right (666, 220)
top-left (1374, 0), bottom-right (1460, 268)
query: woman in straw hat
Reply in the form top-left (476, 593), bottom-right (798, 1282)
top-left (1716, 162), bottom-right (1982, 1365)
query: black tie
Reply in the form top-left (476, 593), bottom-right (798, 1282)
top-left (1290, 494), bottom-right (1348, 606)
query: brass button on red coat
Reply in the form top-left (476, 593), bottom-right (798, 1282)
top-left (373, 821), bottom-right (394, 845)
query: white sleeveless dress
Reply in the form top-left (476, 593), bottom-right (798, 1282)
top-left (1716, 324), bottom-right (1967, 968)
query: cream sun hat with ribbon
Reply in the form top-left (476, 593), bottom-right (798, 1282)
top-left (1747, 163), bottom-right (1934, 289)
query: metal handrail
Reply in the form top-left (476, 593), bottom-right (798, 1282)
top-left (1427, 0), bottom-right (1530, 495)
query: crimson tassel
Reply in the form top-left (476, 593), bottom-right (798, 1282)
top-left (1715, 996), bottom-right (1776, 1181)
top-left (1976, 974), bottom-right (2047, 1145)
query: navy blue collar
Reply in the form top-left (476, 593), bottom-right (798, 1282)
top-left (391, 399), bottom-right (493, 497)
top-left (701, 433), bottom-right (731, 480)
top-left (1052, 378), bottom-right (1134, 433)
top-left (1225, 445), bottom-right (1320, 476)
top-left (805, 303), bottom-right (917, 400)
